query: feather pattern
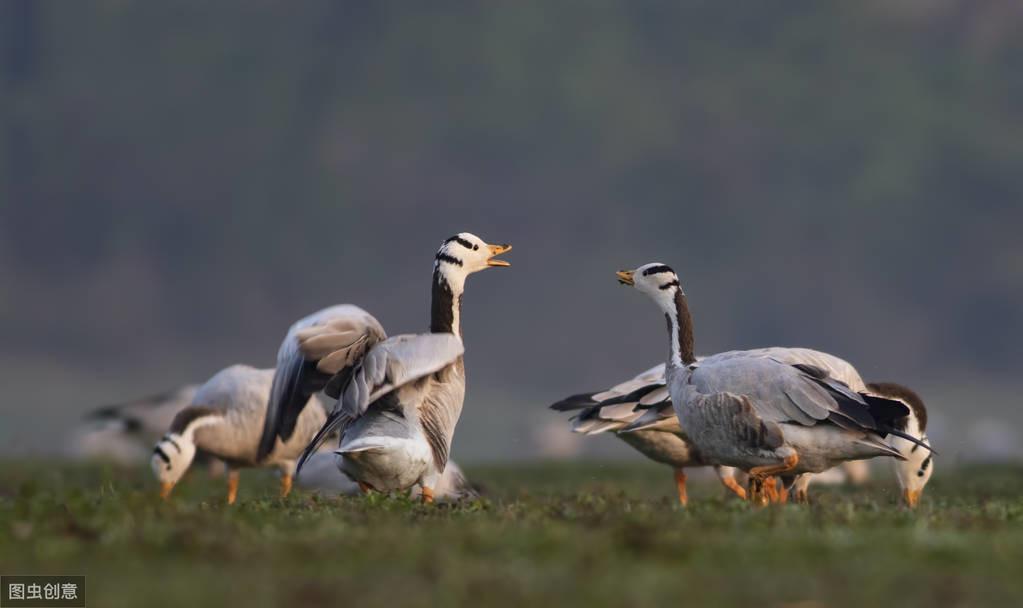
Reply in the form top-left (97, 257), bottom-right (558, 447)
top-left (258, 305), bottom-right (385, 460)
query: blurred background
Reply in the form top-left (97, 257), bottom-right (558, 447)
top-left (1, 0), bottom-right (1020, 464)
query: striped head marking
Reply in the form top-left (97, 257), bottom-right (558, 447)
top-left (617, 263), bottom-right (682, 300)
top-left (434, 233), bottom-right (511, 282)
top-left (151, 432), bottom-right (197, 499)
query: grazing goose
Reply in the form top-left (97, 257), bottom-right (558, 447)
top-left (552, 347), bottom-right (872, 505)
top-left (257, 233), bottom-right (511, 503)
top-left (296, 453), bottom-right (478, 501)
top-left (71, 385), bottom-right (199, 465)
top-left (152, 365), bottom-right (330, 504)
top-left (615, 263), bottom-right (932, 504)
top-left (772, 383), bottom-right (932, 505)
top-left (867, 382), bottom-right (933, 507)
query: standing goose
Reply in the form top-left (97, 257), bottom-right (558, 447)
top-left (152, 365), bottom-right (330, 504)
top-left (257, 233), bottom-right (511, 503)
top-left (615, 263), bottom-right (932, 503)
top-left (552, 347), bottom-right (872, 505)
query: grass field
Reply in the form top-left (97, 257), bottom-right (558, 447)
top-left (1, 462), bottom-right (1022, 607)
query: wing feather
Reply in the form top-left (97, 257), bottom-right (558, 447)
top-left (257, 305), bottom-right (385, 461)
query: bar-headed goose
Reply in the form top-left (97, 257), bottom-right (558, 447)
top-left (552, 347), bottom-right (872, 505)
top-left (786, 382), bottom-right (932, 506)
top-left (615, 263), bottom-right (933, 504)
top-left (152, 365), bottom-right (329, 504)
top-left (868, 382), bottom-right (933, 506)
top-left (257, 233), bottom-right (511, 503)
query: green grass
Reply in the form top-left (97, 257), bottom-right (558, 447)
top-left (2, 462), bottom-right (1022, 608)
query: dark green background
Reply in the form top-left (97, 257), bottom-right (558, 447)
top-left (1, 1), bottom-right (1020, 462)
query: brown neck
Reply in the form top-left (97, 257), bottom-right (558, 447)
top-left (664, 289), bottom-right (696, 367)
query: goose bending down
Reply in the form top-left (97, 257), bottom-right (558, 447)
top-left (552, 347), bottom-right (872, 505)
top-left (257, 233), bottom-right (511, 503)
top-left (151, 365), bottom-right (330, 504)
top-left (296, 453), bottom-right (478, 501)
top-left (71, 385), bottom-right (199, 465)
top-left (615, 263), bottom-right (933, 504)
top-left (788, 381), bottom-right (933, 506)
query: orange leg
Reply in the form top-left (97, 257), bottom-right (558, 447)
top-left (279, 473), bottom-right (293, 499)
top-left (748, 455), bottom-right (799, 506)
top-left (673, 469), bottom-right (688, 507)
top-left (720, 476), bottom-right (747, 500)
top-left (421, 486), bottom-right (435, 504)
top-left (750, 454), bottom-right (799, 479)
top-left (226, 469), bottom-right (240, 505)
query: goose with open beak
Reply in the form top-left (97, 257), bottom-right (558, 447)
top-left (258, 233), bottom-right (510, 503)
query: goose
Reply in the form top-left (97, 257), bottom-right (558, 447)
top-left (70, 385), bottom-right (199, 465)
top-left (552, 347), bottom-right (874, 505)
top-left (257, 233), bottom-right (511, 503)
top-left (550, 364), bottom-right (747, 505)
top-left (296, 453), bottom-right (478, 501)
top-left (151, 364), bottom-right (330, 504)
top-left (615, 263), bottom-right (933, 504)
top-left (787, 381), bottom-right (933, 506)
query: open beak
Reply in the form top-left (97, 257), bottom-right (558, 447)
top-left (903, 488), bottom-right (921, 508)
top-left (160, 482), bottom-right (175, 500)
top-left (616, 270), bottom-right (635, 286)
top-left (486, 243), bottom-right (512, 267)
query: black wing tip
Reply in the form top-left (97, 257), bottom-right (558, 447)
top-left (549, 392), bottom-right (598, 411)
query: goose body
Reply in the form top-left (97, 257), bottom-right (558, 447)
top-left (552, 348), bottom-right (870, 504)
top-left (616, 263), bottom-right (931, 503)
top-left (258, 233), bottom-right (510, 502)
top-left (151, 365), bottom-right (329, 503)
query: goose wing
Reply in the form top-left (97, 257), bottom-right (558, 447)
top-left (297, 333), bottom-right (465, 472)
top-left (549, 363), bottom-right (668, 434)
top-left (258, 305), bottom-right (386, 460)
top-left (687, 355), bottom-right (912, 438)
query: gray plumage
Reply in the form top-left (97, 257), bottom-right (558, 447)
top-left (619, 262), bottom-right (923, 482)
top-left (257, 232), bottom-right (511, 497)
top-left (186, 365), bottom-right (328, 469)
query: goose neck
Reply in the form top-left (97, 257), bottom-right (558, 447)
top-left (430, 269), bottom-right (464, 337)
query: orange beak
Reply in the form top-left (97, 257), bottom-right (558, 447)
top-left (616, 270), bottom-right (635, 285)
top-left (903, 488), bottom-right (921, 508)
top-left (160, 482), bottom-right (174, 500)
top-left (486, 243), bottom-right (512, 267)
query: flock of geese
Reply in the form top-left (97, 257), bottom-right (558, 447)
top-left (76, 232), bottom-right (935, 507)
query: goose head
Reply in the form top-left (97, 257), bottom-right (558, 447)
top-left (616, 263), bottom-right (682, 311)
top-left (151, 432), bottom-right (198, 499)
top-left (434, 232), bottom-right (511, 284)
top-left (894, 430), bottom-right (933, 507)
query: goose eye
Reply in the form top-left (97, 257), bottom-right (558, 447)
top-left (473, 244), bottom-right (479, 251)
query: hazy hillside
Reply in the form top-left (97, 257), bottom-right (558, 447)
top-left (1, 1), bottom-right (1020, 460)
